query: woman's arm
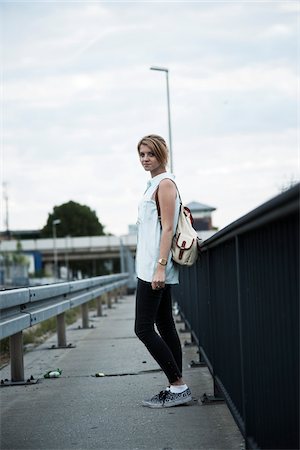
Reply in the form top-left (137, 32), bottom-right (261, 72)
top-left (151, 178), bottom-right (177, 290)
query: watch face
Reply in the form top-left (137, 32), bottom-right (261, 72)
top-left (159, 258), bottom-right (167, 265)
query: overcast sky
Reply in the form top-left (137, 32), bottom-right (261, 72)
top-left (1, 0), bottom-right (299, 237)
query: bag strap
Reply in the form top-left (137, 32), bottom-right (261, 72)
top-left (154, 181), bottom-right (182, 222)
top-left (154, 188), bottom-right (161, 220)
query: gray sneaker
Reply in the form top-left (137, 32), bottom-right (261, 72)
top-left (142, 388), bottom-right (192, 408)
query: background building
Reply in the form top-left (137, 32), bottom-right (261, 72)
top-left (186, 201), bottom-right (217, 231)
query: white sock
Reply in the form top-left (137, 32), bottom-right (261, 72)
top-left (170, 384), bottom-right (188, 394)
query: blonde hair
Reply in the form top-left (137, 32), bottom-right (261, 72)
top-left (137, 135), bottom-right (169, 167)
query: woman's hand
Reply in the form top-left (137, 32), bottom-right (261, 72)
top-left (151, 265), bottom-right (166, 290)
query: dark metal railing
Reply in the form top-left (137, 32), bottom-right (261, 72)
top-left (173, 184), bottom-right (299, 450)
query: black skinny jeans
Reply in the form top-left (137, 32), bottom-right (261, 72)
top-left (134, 278), bottom-right (182, 384)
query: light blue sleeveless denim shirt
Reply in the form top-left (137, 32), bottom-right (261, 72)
top-left (135, 172), bottom-right (180, 284)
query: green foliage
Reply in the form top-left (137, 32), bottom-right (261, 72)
top-left (0, 337), bottom-right (9, 354)
top-left (30, 269), bottom-right (46, 278)
top-left (68, 259), bottom-right (109, 278)
top-left (1, 241), bottom-right (29, 267)
top-left (41, 200), bottom-right (106, 237)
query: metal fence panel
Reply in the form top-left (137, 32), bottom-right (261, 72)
top-left (175, 185), bottom-right (299, 450)
top-left (209, 240), bottom-right (244, 431)
top-left (29, 300), bottom-right (71, 326)
top-left (0, 274), bottom-right (129, 340)
top-left (0, 288), bottom-right (30, 309)
top-left (29, 283), bottom-right (70, 302)
top-left (196, 253), bottom-right (213, 369)
top-left (0, 314), bottom-right (31, 340)
top-left (238, 213), bottom-right (299, 449)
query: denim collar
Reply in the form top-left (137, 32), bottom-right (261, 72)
top-left (146, 172), bottom-right (174, 189)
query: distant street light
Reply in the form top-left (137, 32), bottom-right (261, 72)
top-left (65, 235), bottom-right (71, 281)
top-left (52, 219), bottom-right (61, 279)
top-left (150, 66), bottom-right (173, 173)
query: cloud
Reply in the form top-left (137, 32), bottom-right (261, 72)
top-left (174, 128), bottom-right (298, 231)
top-left (1, 1), bottom-right (298, 236)
top-left (4, 73), bottom-right (111, 107)
top-left (5, 126), bottom-right (297, 235)
top-left (277, 2), bottom-right (300, 13)
top-left (260, 23), bottom-right (295, 38)
top-left (174, 63), bottom-right (297, 97)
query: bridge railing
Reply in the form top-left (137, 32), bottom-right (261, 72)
top-left (0, 273), bottom-right (129, 384)
top-left (173, 184), bottom-right (299, 450)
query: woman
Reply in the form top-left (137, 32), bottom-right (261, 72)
top-left (134, 134), bottom-right (192, 408)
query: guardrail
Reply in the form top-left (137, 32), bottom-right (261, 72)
top-left (0, 273), bottom-right (129, 384)
top-left (172, 184), bottom-right (299, 450)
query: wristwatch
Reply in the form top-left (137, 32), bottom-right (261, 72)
top-left (158, 258), bottom-right (167, 266)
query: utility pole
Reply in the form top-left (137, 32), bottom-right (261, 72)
top-left (150, 66), bottom-right (174, 173)
top-left (2, 182), bottom-right (10, 238)
top-left (52, 219), bottom-right (61, 279)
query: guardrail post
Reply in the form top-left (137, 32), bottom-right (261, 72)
top-left (107, 292), bottom-right (112, 309)
top-left (81, 303), bottom-right (89, 328)
top-left (57, 313), bottom-right (67, 347)
top-left (114, 289), bottom-right (118, 303)
top-left (96, 296), bottom-right (103, 317)
top-left (10, 331), bottom-right (24, 382)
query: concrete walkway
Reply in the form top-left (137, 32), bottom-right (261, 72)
top-left (0, 294), bottom-right (244, 450)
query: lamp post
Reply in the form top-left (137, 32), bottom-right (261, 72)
top-left (119, 238), bottom-right (126, 274)
top-left (150, 66), bottom-right (173, 173)
top-left (65, 235), bottom-right (71, 281)
top-left (52, 219), bottom-right (61, 279)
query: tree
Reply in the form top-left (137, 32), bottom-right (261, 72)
top-left (41, 201), bottom-right (106, 237)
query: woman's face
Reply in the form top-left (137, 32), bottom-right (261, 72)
top-left (139, 144), bottom-right (163, 173)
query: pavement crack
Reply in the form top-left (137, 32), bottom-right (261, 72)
top-left (92, 369), bottom-right (162, 377)
top-left (43, 368), bottom-right (162, 379)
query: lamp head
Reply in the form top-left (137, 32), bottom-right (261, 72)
top-left (150, 66), bottom-right (168, 73)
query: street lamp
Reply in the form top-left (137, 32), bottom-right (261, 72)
top-left (65, 235), bottom-right (71, 281)
top-left (150, 66), bottom-right (173, 173)
top-left (52, 219), bottom-right (61, 279)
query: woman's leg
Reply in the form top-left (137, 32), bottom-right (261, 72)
top-left (134, 278), bottom-right (182, 384)
top-left (155, 285), bottom-right (182, 374)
